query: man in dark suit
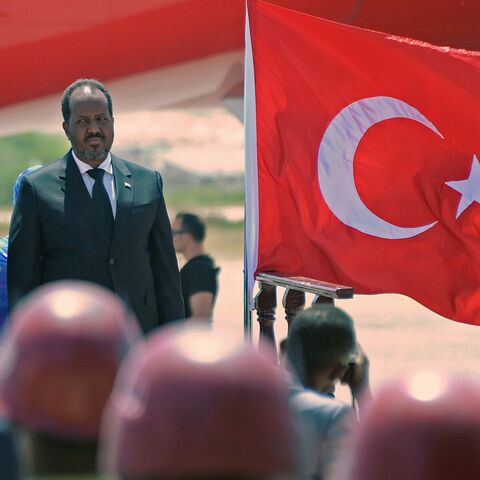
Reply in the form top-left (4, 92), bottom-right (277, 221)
top-left (7, 79), bottom-right (184, 332)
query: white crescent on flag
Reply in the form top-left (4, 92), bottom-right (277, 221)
top-left (317, 96), bottom-right (443, 239)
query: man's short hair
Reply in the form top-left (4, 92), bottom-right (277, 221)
top-left (176, 213), bottom-right (206, 242)
top-left (286, 305), bottom-right (356, 385)
top-left (61, 79), bottom-right (113, 123)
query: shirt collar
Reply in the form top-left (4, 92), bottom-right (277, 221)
top-left (72, 150), bottom-right (113, 175)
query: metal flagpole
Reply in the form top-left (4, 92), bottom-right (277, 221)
top-left (243, 0), bottom-right (258, 342)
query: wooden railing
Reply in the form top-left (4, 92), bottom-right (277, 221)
top-left (253, 273), bottom-right (354, 354)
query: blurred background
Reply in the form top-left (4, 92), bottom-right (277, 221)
top-left (3, 0), bottom-right (480, 397)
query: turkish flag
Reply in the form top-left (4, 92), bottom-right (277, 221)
top-left (245, 0), bottom-right (480, 324)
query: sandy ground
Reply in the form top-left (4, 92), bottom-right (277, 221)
top-left (213, 258), bottom-right (480, 399)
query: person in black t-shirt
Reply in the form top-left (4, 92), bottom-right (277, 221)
top-left (172, 213), bottom-right (219, 319)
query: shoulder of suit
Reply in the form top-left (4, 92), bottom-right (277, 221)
top-left (112, 155), bottom-right (161, 176)
top-left (24, 157), bottom-right (63, 183)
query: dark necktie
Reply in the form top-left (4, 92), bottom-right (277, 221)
top-left (87, 168), bottom-right (114, 241)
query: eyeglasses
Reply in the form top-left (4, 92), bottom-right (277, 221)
top-left (172, 229), bottom-right (185, 236)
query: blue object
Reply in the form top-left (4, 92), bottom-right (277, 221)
top-left (0, 236), bottom-right (8, 329)
top-left (12, 165), bottom-right (42, 205)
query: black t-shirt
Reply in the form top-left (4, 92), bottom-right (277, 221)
top-left (180, 254), bottom-right (219, 318)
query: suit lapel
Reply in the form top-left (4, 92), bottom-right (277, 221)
top-left (59, 151), bottom-right (111, 247)
top-left (111, 155), bottom-right (134, 256)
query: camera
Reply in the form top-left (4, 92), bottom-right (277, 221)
top-left (340, 351), bottom-right (357, 385)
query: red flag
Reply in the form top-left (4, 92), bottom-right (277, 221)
top-left (245, 0), bottom-right (480, 324)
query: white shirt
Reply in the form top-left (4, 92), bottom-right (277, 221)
top-left (72, 151), bottom-right (117, 217)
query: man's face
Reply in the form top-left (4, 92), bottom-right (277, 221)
top-left (172, 218), bottom-right (187, 254)
top-left (63, 86), bottom-right (114, 167)
top-left (315, 352), bottom-right (352, 394)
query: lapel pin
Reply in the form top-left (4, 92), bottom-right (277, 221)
top-left (124, 181), bottom-right (131, 189)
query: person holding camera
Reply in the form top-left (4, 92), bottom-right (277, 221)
top-left (286, 305), bottom-right (371, 480)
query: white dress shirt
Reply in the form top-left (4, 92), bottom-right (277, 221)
top-left (72, 151), bottom-right (117, 218)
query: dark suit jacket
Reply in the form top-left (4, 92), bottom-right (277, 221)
top-left (7, 151), bottom-right (184, 332)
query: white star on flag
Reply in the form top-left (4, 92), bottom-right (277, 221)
top-left (446, 154), bottom-right (480, 219)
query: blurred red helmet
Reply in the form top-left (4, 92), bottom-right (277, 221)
top-left (346, 372), bottom-right (480, 480)
top-left (0, 281), bottom-right (141, 440)
top-left (100, 324), bottom-right (299, 478)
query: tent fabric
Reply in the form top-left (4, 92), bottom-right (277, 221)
top-left (2, 0), bottom-right (480, 108)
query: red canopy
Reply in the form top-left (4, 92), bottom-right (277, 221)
top-left (2, 0), bottom-right (479, 108)
top-left (0, 0), bottom-right (245, 107)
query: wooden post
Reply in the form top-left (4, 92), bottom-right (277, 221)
top-left (255, 282), bottom-right (277, 355)
top-left (282, 288), bottom-right (305, 331)
top-left (253, 273), bottom-right (354, 354)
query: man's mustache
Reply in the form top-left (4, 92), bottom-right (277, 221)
top-left (85, 134), bottom-right (105, 140)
